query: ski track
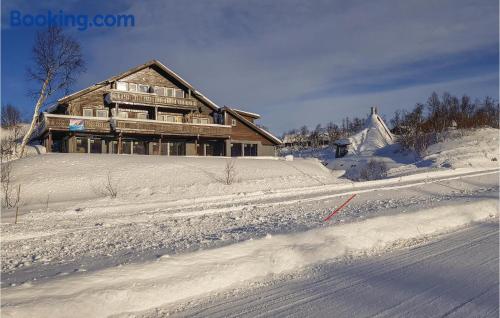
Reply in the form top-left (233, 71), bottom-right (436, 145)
top-left (1, 169), bottom-right (498, 285)
top-left (162, 222), bottom-right (499, 318)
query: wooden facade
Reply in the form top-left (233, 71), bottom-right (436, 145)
top-left (35, 60), bottom-right (281, 157)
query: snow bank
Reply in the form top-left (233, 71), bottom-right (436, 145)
top-left (6, 154), bottom-right (339, 207)
top-left (2, 199), bottom-right (497, 318)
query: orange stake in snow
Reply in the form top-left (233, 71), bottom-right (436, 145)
top-left (323, 194), bottom-right (357, 222)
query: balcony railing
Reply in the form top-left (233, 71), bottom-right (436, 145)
top-left (105, 90), bottom-right (198, 109)
top-left (111, 118), bottom-right (232, 137)
top-left (36, 114), bottom-right (231, 138)
top-left (36, 114), bottom-right (111, 135)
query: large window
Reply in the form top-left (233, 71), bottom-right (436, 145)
top-left (139, 84), bottom-right (149, 93)
top-left (118, 111), bottom-right (129, 118)
top-left (244, 144), bottom-right (257, 156)
top-left (75, 137), bottom-right (88, 153)
top-left (170, 141), bottom-right (186, 156)
top-left (90, 138), bottom-right (103, 154)
top-left (166, 88), bottom-right (174, 97)
top-left (116, 82), bottom-right (128, 91)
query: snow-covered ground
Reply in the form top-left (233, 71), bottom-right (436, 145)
top-left (327, 127), bottom-right (498, 180)
top-left (2, 196), bottom-right (497, 318)
top-left (166, 222), bottom-right (498, 318)
top-left (1, 127), bottom-right (499, 317)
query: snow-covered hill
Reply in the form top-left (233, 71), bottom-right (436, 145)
top-left (5, 154), bottom-right (341, 208)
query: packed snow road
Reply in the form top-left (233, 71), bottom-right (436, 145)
top-left (1, 197), bottom-right (497, 318)
top-left (166, 222), bottom-right (499, 318)
top-left (1, 169), bottom-right (498, 286)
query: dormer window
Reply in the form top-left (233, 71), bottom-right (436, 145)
top-left (116, 82), bottom-right (128, 91)
top-left (139, 84), bottom-right (149, 93)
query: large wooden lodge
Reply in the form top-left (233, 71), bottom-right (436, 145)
top-left (35, 60), bottom-right (281, 157)
top-left (33, 60), bottom-right (281, 156)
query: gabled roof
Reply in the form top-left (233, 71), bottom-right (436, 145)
top-left (57, 60), bottom-right (220, 111)
top-left (222, 107), bottom-right (282, 145)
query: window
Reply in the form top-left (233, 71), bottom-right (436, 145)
top-left (128, 83), bottom-right (138, 92)
top-left (154, 86), bottom-right (165, 96)
top-left (96, 110), bottom-right (108, 118)
top-left (166, 88), bottom-right (174, 97)
top-left (90, 138), bottom-right (103, 154)
top-left (193, 118), bottom-right (200, 124)
top-left (166, 115), bottom-right (182, 123)
top-left (83, 108), bottom-right (93, 117)
top-left (75, 137), bottom-right (88, 153)
top-left (200, 118), bottom-right (209, 125)
top-left (116, 82), bottom-right (128, 91)
top-left (118, 111), bottom-right (129, 118)
top-left (175, 89), bottom-right (184, 98)
top-left (231, 119), bottom-right (237, 126)
top-left (137, 113), bottom-right (148, 120)
top-left (139, 84), bottom-right (149, 93)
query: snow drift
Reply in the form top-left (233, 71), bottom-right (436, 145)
top-left (2, 199), bottom-right (497, 318)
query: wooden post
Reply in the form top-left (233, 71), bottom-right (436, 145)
top-left (47, 130), bottom-right (53, 153)
top-left (158, 137), bottom-right (162, 155)
top-left (155, 107), bottom-right (158, 120)
top-left (14, 184), bottom-right (21, 224)
top-left (118, 134), bottom-right (122, 154)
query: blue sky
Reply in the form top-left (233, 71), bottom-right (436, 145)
top-left (1, 0), bottom-right (498, 134)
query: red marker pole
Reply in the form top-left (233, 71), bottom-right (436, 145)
top-left (323, 194), bottom-right (357, 222)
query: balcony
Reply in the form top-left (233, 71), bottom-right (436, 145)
top-left (36, 113), bottom-right (111, 136)
top-left (111, 118), bottom-right (232, 138)
top-left (105, 90), bottom-right (198, 110)
top-left (36, 114), bottom-right (231, 139)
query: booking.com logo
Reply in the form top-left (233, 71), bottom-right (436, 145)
top-left (10, 10), bottom-right (135, 31)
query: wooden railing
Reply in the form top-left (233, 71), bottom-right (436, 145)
top-left (106, 90), bottom-right (198, 109)
top-left (112, 118), bottom-right (232, 137)
top-left (37, 114), bottom-right (231, 138)
top-left (38, 114), bottom-right (111, 133)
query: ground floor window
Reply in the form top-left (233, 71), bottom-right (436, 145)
top-left (90, 138), bottom-right (103, 154)
top-left (244, 144), bottom-right (257, 156)
top-left (231, 143), bottom-right (242, 157)
top-left (122, 141), bottom-right (132, 154)
top-left (75, 137), bottom-right (88, 153)
top-left (170, 141), bottom-right (186, 156)
top-left (133, 141), bottom-right (148, 155)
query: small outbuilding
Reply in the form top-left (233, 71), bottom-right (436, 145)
top-left (333, 138), bottom-right (351, 158)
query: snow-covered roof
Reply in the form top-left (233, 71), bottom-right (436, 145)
top-left (232, 108), bottom-right (261, 119)
top-left (334, 138), bottom-right (351, 146)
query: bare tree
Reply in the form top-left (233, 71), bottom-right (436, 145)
top-left (1, 104), bottom-right (26, 160)
top-left (1, 162), bottom-right (21, 209)
top-left (222, 159), bottom-right (237, 185)
top-left (19, 27), bottom-right (85, 158)
top-left (1, 104), bottom-right (22, 128)
top-left (92, 171), bottom-right (118, 198)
